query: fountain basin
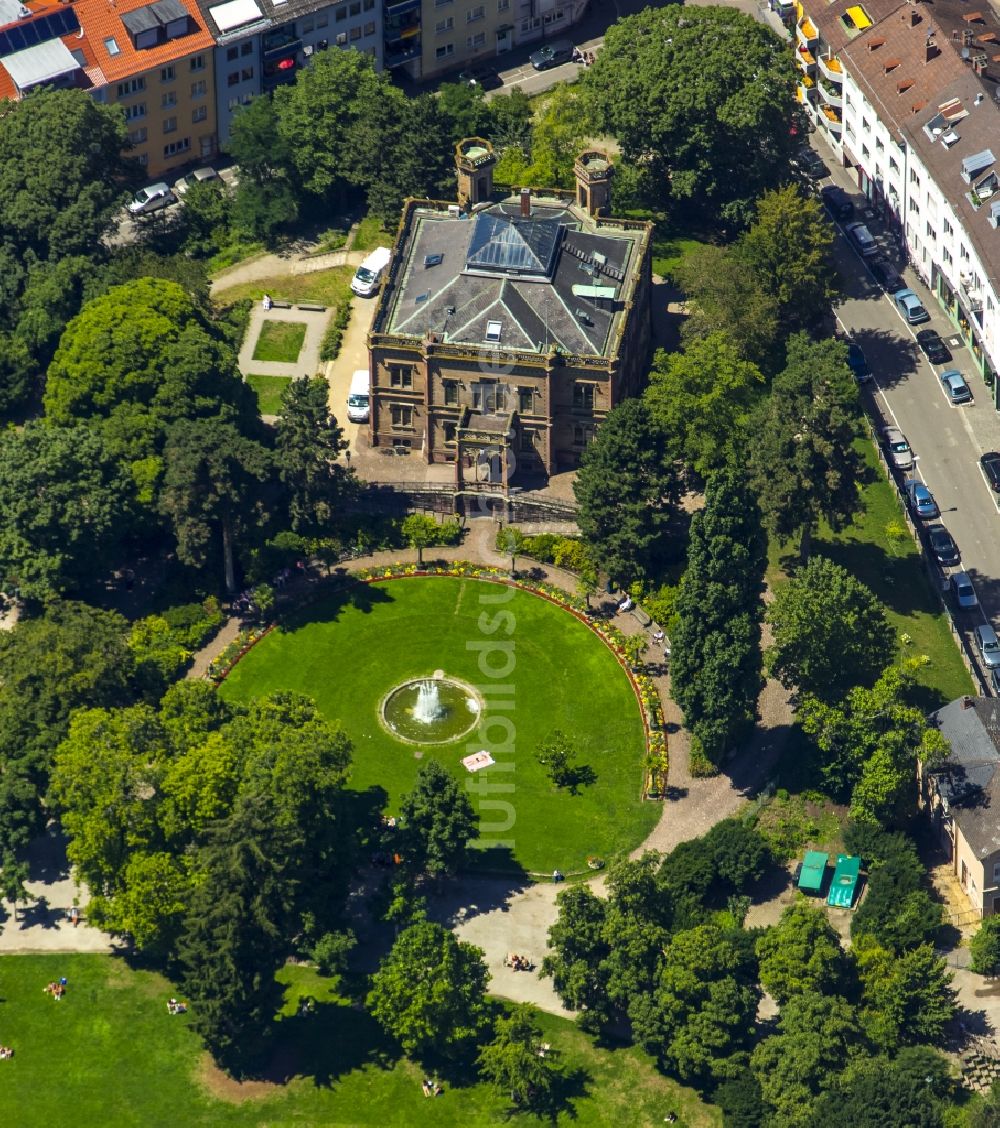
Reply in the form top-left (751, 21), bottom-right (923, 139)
top-left (379, 675), bottom-right (483, 745)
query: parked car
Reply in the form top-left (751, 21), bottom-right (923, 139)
top-left (846, 341), bottom-right (871, 383)
top-left (869, 257), bottom-right (904, 292)
top-left (173, 167), bottom-right (219, 195)
top-left (794, 146), bottom-right (828, 180)
top-left (893, 288), bottom-right (930, 324)
top-left (883, 425), bottom-right (913, 470)
top-left (981, 451), bottom-right (1000, 492)
top-left (940, 368), bottom-right (973, 404)
top-left (127, 182), bottom-right (175, 215)
top-left (952, 570), bottom-right (978, 610)
top-left (905, 479), bottom-right (938, 519)
top-left (529, 40), bottom-right (575, 69)
top-left (820, 184), bottom-right (854, 220)
top-left (916, 328), bottom-right (951, 365)
top-left (928, 524), bottom-right (960, 567)
top-left (845, 221), bottom-right (879, 256)
top-left (975, 623), bottom-right (1000, 669)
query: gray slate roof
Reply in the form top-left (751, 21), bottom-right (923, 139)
top-left (385, 199), bottom-right (642, 358)
top-left (930, 696), bottom-right (1000, 857)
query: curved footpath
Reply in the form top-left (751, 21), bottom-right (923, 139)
top-left (2, 520), bottom-right (793, 1018)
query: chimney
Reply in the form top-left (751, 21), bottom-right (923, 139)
top-left (926, 39), bottom-right (940, 62)
top-left (910, 8), bottom-right (922, 24)
top-left (520, 187), bottom-right (531, 218)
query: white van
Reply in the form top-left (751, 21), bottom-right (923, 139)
top-left (351, 246), bottom-right (391, 297)
top-left (347, 369), bottom-right (370, 423)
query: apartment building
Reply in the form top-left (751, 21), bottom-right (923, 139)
top-left (367, 140), bottom-right (653, 490)
top-left (390, 0), bottom-right (587, 82)
top-left (195, 0), bottom-right (383, 144)
top-left (837, 0), bottom-right (1000, 389)
top-left (0, 0), bottom-right (218, 177)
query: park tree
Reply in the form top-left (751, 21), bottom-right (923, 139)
top-left (398, 760), bottom-right (477, 878)
top-left (583, 6), bottom-right (797, 227)
top-left (49, 705), bottom-right (167, 894)
top-left (751, 991), bottom-right (863, 1127)
top-left (813, 1046), bottom-right (952, 1128)
top-left (0, 89), bottom-right (133, 413)
top-left (750, 332), bottom-right (864, 561)
top-left (703, 818), bottom-right (771, 892)
top-left (644, 334), bottom-right (765, 478)
top-left (767, 557), bottom-right (895, 703)
top-left (488, 87), bottom-right (534, 153)
top-left (496, 524), bottom-right (524, 577)
top-left (159, 415), bottom-right (272, 592)
top-left (0, 602), bottom-right (135, 854)
top-left (855, 940), bottom-right (956, 1051)
top-left (401, 513), bottom-right (440, 567)
top-left (971, 917), bottom-right (1000, 975)
top-left (0, 423), bottom-right (133, 601)
top-left (542, 884), bottom-right (611, 1029)
top-left (850, 833), bottom-right (943, 952)
top-left (535, 730), bottom-right (593, 793)
top-left (518, 83), bottom-right (588, 189)
top-left (737, 185), bottom-right (838, 332)
top-left (573, 398), bottom-right (679, 584)
top-left (274, 376), bottom-right (353, 535)
top-left (274, 47), bottom-right (389, 200)
top-left (227, 96), bottom-right (299, 242)
top-left (674, 246), bottom-right (782, 371)
top-left (368, 921), bottom-right (490, 1059)
top-left (178, 798), bottom-right (297, 1076)
top-left (631, 923), bottom-right (759, 1083)
top-left (437, 80), bottom-right (491, 142)
top-left (798, 661), bottom-right (950, 825)
top-left (477, 1004), bottom-right (560, 1110)
top-left (756, 900), bottom-right (846, 1004)
top-left (670, 468), bottom-right (766, 765)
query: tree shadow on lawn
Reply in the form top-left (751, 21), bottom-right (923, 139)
top-left (814, 539), bottom-right (940, 619)
top-left (276, 578), bottom-right (395, 633)
top-left (424, 863), bottom-right (534, 932)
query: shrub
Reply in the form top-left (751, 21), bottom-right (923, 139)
top-left (129, 598), bottom-right (223, 696)
top-left (319, 300), bottom-right (352, 362)
top-left (971, 918), bottom-right (1000, 976)
top-left (705, 819), bottom-right (771, 892)
top-left (310, 929), bottom-right (357, 976)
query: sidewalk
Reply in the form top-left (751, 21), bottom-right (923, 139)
top-left (211, 248), bottom-right (367, 296)
top-left (238, 304), bottom-right (331, 381)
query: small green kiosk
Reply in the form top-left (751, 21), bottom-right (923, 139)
top-left (797, 850), bottom-right (829, 895)
top-left (827, 854), bottom-right (862, 909)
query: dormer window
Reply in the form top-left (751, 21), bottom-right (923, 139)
top-left (120, 0), bottom-right (191, 51)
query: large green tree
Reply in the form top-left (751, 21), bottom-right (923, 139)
top-left (583, 6), bottom-right (797, 227)
top-left (273, 376), bottom-right (353, 535)
top-left (368, 921), bottom-right (490, 1060)
top-left (573, 398), bottom-right (679, 584)
top-left (751, 991), bottom-right (863, 1127)
top-left (0, 602), bottom-right (134, 855)
top-left (158, 415), bottom-right (271, 591)
top-left (477, 1004), bottom-right (560, 1110)
top-left (756, 899), bottom-right (846, 1004)
top-left (644, 334), bottom-right (765, 478)
top-left (0, 423), bottom-right (132, 601)
top-left (0, 88), bottom-right (133, 414)
top-left (767, 556), bottom-right (895, 703)
top-left (670, 468), bottom-right (766, 765)
top-left (542, 884), bottom-right (611, 1030)
top-left (855, 940), bottom-right (956, 1051)
top-left (737, 185), bottom-right (838, 332)
top-left (798, 661), bottom-right (950, 824)
top-left (398, 760), bottom-right (477, 878)
top-left (813, 1046), bottom-right (952, 1128)
top-left (750, 332), bottom-right (864, 561)
top-left (177, 798), bottom-right (297, 1076)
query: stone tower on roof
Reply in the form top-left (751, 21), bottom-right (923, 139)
top-left (455, 137), bottom-right (496, 210)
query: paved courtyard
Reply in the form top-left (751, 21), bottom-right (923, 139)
top-left (237, 304), bottom-right (330, 383)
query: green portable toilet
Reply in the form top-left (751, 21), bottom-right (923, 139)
top-left (798, 850), bottom-right (829, 895)
top-left (827, 854), bottom-right (861, 908)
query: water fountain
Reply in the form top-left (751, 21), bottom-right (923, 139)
top-left (412, 679), bottom-right (445, 724)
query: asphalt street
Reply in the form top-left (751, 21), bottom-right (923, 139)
top-left (811, 134), bottom-right (1000, 689)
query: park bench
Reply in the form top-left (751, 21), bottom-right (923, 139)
top-left (270, 299), bottom-right (293, 309)
top-left (297, 302), bottom-right (327, 312)
top-left (631, 605), bottom-right (652, 628)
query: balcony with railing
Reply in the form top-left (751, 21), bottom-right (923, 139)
top-left (818, 78), bottom-right (842, 106)
top-left (796, 44), bottom-right (816, 74)
top-left (796, 16), bottom-right (818, 47)
top-left (820, 103), bottom-right (843, 133)
top-left (797, 76), bottom-right (816, 104)
top-left (817, 53), bottom-right (843, 84)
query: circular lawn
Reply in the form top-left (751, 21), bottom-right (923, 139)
top-left (220, 577), bottom-right (657, 874)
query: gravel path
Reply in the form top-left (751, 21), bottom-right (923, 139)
top-left (210, 247), bottom-right (367, 296)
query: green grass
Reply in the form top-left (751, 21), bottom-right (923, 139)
top-left (768, 438), bottom-right (974, 710)
top-left (245, 373), bottom-right (292, 415)
top-left (351, 214), bottom-right (394, 253)
top-left (220, 578), bottom-right (659, 875)
top-left (213, 265), bottom-right (355, 311)
top-left (251, 320), bottom-right (307, 363)
top-left (651, 234), bottom-right (711, 281)
top-left (0, 954), bottom-right (719, 1127)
